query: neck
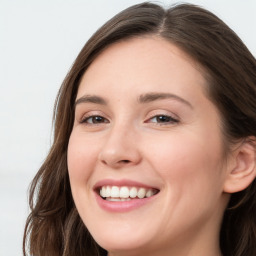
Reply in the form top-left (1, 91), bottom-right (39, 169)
top-left (107, 234), bottom-right (222, 256)
top-left (107, 218), bottom-right (223, 256)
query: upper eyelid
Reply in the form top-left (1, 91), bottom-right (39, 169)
top-left (145, 109), bottom-right (179, 120)
top-left (82, 115), bottom-right (109, 123)
top-left (77, 110), bottom-right (109, 122)
top-left (146, 115), bottom-right (179, 124)
top-left (149, 114), bottom-right (178, 119)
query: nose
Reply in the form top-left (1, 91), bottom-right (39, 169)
top-left (98, 125), bottom-right (141, 168)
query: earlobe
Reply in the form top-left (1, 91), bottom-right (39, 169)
top-left (224, 138), bottom-right (256, 193)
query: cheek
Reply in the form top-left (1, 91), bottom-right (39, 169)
top-left (67, 132), bottom-right (99, 185)
top-left (145, 132), bottom-right (226, 230)
top-left (145, 131), bottom-right (224, 193)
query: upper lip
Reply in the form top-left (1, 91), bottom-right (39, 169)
top-left (93, 179), bottom-right (160, 191)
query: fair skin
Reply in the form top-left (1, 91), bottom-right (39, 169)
top-left (67, 37), bottom-right (253, 256)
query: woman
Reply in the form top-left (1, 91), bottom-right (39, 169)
top-left (23, 2), bottom-right (256, 256)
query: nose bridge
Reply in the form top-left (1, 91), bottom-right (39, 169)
top-left (98, 118), bottom-right (140, 167)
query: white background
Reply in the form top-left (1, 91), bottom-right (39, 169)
top-left (1, 0), bottom-right (255, 255)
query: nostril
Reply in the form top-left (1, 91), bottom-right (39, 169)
top-left (100, 159), bottom-right (130, 166)
top-left (101, 160), bottom-right (109, 165)
top-left (121, 160), bottom-right (130, 163)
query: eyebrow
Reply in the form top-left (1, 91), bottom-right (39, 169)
top-left (75, 95), bottom-right (107, 107)
top-left (75, 92), bottom-right (193, 109)
top-left (138, 92), bottom-right (193, 108)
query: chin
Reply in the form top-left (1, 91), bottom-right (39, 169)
top-left (90, 226), bottom-right (155, 253)
top-left (98, 239), bottom-right (150, 256)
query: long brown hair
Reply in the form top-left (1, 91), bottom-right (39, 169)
top-left (23, 2), bottom-right (256, 256)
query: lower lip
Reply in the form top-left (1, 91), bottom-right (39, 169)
top-left (95, 192), bottom-right (157, 212)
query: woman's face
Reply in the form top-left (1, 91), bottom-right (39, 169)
top-left (68, 37), bottom-right (230, 255)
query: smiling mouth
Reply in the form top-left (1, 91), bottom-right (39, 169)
top-left (98, 185), bottom-right (159, 201)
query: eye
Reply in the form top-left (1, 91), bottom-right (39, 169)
top-left (147, 115), bottom-right (179, 125)
top-left (81, 115), bottom-right (109, 124)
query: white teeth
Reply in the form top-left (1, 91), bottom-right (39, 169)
top-left (146, 189), bottom-right (153, 198)
top-left (100, 186), bottom-right (105, 197)
top-left (106, 198), bottom-right (131, 202)
top-left (129, 187), bottom-right (137, 198)
top-left (137, 188), bottom-right (146, 199)
top-left (111, 186), bottom-right (119, 198)
top-left (121, 198), bottom-right (131, 201)
top-left (119, 186), bottom-right (129, 198)
top-left (99, 185), bottom-right (157, 199)
top-left (105, 186), bottom-right (111, 197)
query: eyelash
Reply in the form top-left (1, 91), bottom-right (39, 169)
top-left (146, 114), bottom-right (179, 125)
top-left (80, 114), bottom-right (179, 126)
top-left (80, 115), bottom-right (109, 125)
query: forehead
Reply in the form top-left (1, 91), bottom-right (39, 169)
top-left (77, 36), bottom-right (207, 100)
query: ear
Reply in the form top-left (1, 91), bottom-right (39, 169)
top-left (224, 138), bottom-right (256, 193)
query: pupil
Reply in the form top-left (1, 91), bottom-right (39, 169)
top-left (157, 116), bottom-right (170, 122)
top-left (94, 116), bottom-right (103, 123)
